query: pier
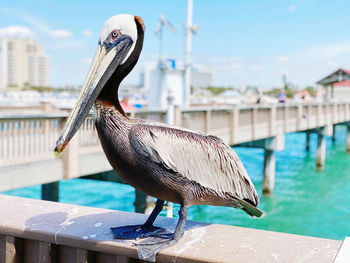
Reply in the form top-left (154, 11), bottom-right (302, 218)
top-left (1, 102), bottom-right (350, 200)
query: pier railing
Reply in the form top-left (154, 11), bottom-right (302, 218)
top-left (0, 109), bottom-right (166, 168)
top-left (0, 102), bottom-right (350, 192)
top-left (0, 194), bottom-right (344, 263)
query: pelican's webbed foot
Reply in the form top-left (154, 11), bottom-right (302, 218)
top-left (111, 199), bottom-right (166, 240)
top-left (136, 236), bottom-right (180, 262)
top-left (135, 205), bottom-right (188, 262)
top-left (111, 224), bottom-right (169, 240)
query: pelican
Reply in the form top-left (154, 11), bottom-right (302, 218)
top-left (55, 14), bottom-right (263, 262)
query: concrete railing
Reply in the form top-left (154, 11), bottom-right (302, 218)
top-left (180, 102), bottom-right (350, 145)
top-left (0, 194), bottom-right (345, 263)
top-left (0, 108), bottom-right (166, 169)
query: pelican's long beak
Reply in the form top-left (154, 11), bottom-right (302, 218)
top-left (54, 35), bottom-right (133, 153)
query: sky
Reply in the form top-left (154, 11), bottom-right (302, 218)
top-left (0, 0), bottom-right (350, 89)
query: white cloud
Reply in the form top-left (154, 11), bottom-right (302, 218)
top-left (209, 56), bottom-right (244, 72)
top-left (0, 25), bottom-right (34, 38)
top-left (210, 56), bottom-right (242, 63)
top-left (204, 41), bottom-right (350, 88)
top-left (49, 40), bottom-right (84, 51)
top-left (0, 7), bottom-right (50, 34)
top-left (230, 63), bottom-right (242, 69)
top-left (300, 42), bottom-right (350, 60)
top-left (288, 5), bottom-right (297, 12)
top-left (82, 29), bottom-right (93, 37)
top-left (81, 57), bottom-right (92, 64)
top-left (327, 60), bottom-right (337, 66)
top-left (250, 65), bottom-right (263, 72)
top-left (50, 29), bottom-right (72, 39)
top-left (275, 56), bottom-right (289, 62)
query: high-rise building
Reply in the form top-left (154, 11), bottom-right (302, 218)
top-left (0, 38), bottom-right (49, 91)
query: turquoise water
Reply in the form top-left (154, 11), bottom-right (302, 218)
top-left (3, 127), bottom-right (350, 241)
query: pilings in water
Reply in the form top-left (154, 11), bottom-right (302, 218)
top-left (306, 132), bottom-right (310, 151)
top-left (237, 135), bottom-right (285, 195)
top-left (305, 126), bottom-right (332, 169)
top-left (41, 182), bottom-right (59, 202)
top-left (263, 149), bottom-right (275, 195)
top-left (262, 136), bottom-right (285, 195)
top-left (330, 123), bottom-right (350, 154)
top-left (316, 128), bottom-right (326, 170)
top-left (347, 124), bottom-right (350, 154)
top-left (135, 190), bottom-right (154, 214)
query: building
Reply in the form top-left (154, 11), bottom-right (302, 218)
top-left (317, 68), bottom-right (350, 100)
top-left (140, 59), bottom-right (212, 108)
top-left (0, 37), bottom-right (49, 91)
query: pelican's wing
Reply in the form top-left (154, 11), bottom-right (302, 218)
top-left (129, 124), bottom-right (262, 216)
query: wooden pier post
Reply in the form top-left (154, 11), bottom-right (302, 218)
top-left (134, 189), bottom-right (147, 213)
top-left (346, 124), bottom-right (350, 154)
top-left (306, 132), bottom-right (310, 151)
top-left (262, 149), bottom-right (275, 195)
top-left (41, 182), bottom-right (59, 202)
top-left (316, 128), bottom-right (326, 169)
top-left (134, 190), bottom-right (154, 214)
top-left (332, 125), bottom-right (336, 142)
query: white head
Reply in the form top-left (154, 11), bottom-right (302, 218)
top-left (99, 14), bottom-right (138, 64)
top-left (55, 14), bottom-right (145, 152)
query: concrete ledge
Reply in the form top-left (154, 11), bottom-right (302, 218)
top-left (0, 152), bottom-right (113, 192)
top-left (334, 237), bottom-right (350, 263)
top-left (0, 195), bottom-right (342, 262)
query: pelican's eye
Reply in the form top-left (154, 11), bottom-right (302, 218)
top-left (110, 30), bottom-right (120, 40)
top-left (104, 30), bottom-right (122, 51)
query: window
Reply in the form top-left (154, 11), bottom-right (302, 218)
top-left (7, 42), bottom-right (13, 51)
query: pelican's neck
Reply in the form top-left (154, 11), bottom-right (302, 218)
top-left (97, 80), bottom-right (126, 116)
top-left (94, 98), bottom-right (131, 129)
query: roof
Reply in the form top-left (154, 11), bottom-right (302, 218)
top-left (332, 80), bottom-right (350, 87)
top-left (317, 68), bottom-right (350, 85)
top-left (342, 68), bottom-right (350, 75)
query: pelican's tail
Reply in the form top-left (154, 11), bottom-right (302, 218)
top-left (238, 198), bottom-right (264, 217)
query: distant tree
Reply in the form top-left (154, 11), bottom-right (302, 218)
top-left (263, 86), bottom-right (294, 98)
top-left (284, 84), bottom-right (295, 98)
top-left (206, 86), bottom-right (233, 95)
top-left (22, 85), bottom-right (53, 92)
top-left (264, 88), bottom-right (280, 97)
top-left (305, 86), bottom-right (316, 96)
top-left (20, 84), bottom-right (81, 93)
top-left (7, 84), bottom-right (19, 90)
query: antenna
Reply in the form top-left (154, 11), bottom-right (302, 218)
top-left (184, 0), bottom-right (200, 107)
top-left (155, 14), bottom-right (177, 61)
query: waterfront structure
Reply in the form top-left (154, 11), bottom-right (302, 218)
top-left (141, 60), bottom-right (212, 108)
top-left (0, 102), bottom-right (350, 261)
top-left (1, 102), bottom-right (350, 195)
top-left (317, 68), bottom-right (350, 100)
top-left (0, 37), bottom-right (49, 91)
